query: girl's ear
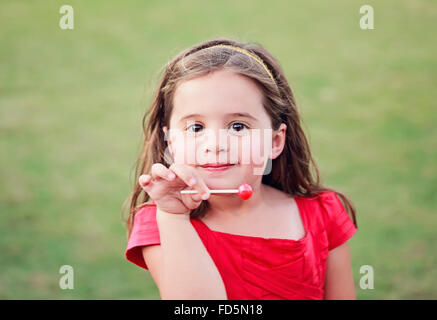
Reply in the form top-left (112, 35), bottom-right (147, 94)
top-left (270, 123), bottom-right (287, 160)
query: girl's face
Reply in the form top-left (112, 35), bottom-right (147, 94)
top-left (163, 69), bottom-right (286, 190)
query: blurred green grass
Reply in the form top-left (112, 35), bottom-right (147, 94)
top-left (0, 0), bottom-right (436, 299)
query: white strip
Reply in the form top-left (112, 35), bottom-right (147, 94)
top-left (180, 189), bottom-right (238, 194)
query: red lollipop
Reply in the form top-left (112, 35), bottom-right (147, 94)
top-left (238, 183), bottom-right (253, 200)
top-left (181, 183), bottom-right (253, 200)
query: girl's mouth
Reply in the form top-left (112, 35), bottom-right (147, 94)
top-left (200, 164), bottom-right (236, 172)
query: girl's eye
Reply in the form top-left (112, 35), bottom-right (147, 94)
top-left (185, 122), bottom-right (249, 134)
top-left (229, 122), bottom-right (249, 133)
top-left (186, 123), bottom-right (203, 133)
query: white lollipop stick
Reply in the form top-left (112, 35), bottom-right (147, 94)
top-left (180, 183), bottom-right (253, 200)
top-left (181, 189), bottom-right (238, 194)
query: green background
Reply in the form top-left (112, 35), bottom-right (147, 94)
top-left (1, 0), bottom-right (436, 299)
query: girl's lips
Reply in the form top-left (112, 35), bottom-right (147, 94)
top-left (200, 164), bottom-right (235, 172)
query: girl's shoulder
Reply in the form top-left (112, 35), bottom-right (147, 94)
top-left (296, 190), bottom-right (346, 228)
top-left (298, 190), bottom-right (343, 212)
top-left (299, 190), bottom-right (357, 249)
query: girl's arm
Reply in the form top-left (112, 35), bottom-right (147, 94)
top-left (324, 242), bottom-right (356, 300)
top-left (142, 208), bottom-right (228, 300)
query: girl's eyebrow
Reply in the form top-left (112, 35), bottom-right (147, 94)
top-left (178, 112), bottom-right (259, 123)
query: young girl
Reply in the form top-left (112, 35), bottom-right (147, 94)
top-left (124, 37), bottom-right (358, 300)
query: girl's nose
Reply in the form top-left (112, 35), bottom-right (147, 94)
top-left (202, 128), bottom-right (229, 154)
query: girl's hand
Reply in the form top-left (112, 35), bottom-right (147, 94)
top-left (139, 163), bottom-right (210, 215)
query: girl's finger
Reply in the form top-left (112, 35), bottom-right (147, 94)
top-left (139, 174), bottom-right (152, 187)
top-left (191, 193), bottom-right (203, 202)
top-left (138, 174), bottom-right (154, 198)
top-left (169, 163), bottom-right (210, 199)
top-left (151, 163), bottom-right (176, 182)
top-left (184, 191), bottom-right (203, 210)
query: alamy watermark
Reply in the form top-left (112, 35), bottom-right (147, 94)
top-left (163, 126), bottom-right (274, 175)
top-left (59, 265), bottom-right (74, 290)
top-left (359, 265), bottom-right (374, 290)
top-left (360, 5), bottom-right (374, 30)
top-left (59, 5), bottom-right (74, 30)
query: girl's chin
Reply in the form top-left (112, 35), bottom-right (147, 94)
top-left (200, 177), bottom-right (239, 189)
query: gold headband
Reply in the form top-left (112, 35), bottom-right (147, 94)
top-left (202, 44), bottom-right (278, 91)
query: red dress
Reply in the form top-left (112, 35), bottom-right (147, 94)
top-left (125, 191), bottom-right (357, 300)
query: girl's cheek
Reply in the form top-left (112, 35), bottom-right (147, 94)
top-left (245, 129), bottom-right (272, 176)
top-left (173, 136), bottom-right (198, 165)
top-left (168, 132), bottom-right (186, 165)
top-left (238, 131), bottom-right (260, 164)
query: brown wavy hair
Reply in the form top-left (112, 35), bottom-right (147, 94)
top-left (122, 37), bottom-right (357, 238)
